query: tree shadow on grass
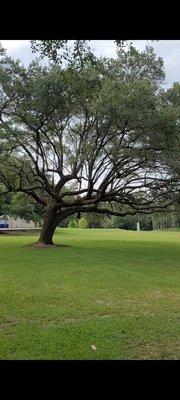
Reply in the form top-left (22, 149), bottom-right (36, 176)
top-left (23, 243), bottom-right (71, 249)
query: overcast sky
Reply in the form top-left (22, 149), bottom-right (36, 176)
top-left (1, 40), bottom-right (180, 88)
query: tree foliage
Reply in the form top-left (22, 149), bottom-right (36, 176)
top-left (30, 40), bottom-right (96, 69)
top-left (68, 219), bottom-right (77, 228)
top-left (77, 217), bottom-right (88, 228)
top-left (1, 192), bottom-right (43, 222)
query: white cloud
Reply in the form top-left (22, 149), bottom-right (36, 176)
top-left (1, 40), bottom-right (29, 51)
top-left (90, 40), bottom-right (117, 58)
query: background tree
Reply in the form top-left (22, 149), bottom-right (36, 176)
top-left (0, 185), bottom-right (5, 215)
top-left (77, 217), bottom-right (88, 228)
top-left (68, 219), bottom-right (77, 228)
top-left (83, 212), bottom-right (106, 228)
top-left (0, 43), bottom-right (179, 246)
top-left (0, 184), bottom-right (13, 215)
top-left (1, 192), bottom-right (44, 224)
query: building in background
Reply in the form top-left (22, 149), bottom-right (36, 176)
top-left (0, 215), bottom-right (37, 229)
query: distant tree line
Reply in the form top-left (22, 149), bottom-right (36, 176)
top-left (61, 208), bottom-right (180, 231)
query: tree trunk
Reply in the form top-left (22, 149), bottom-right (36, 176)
top-left (37, 205), bottom-right (77, 245)
top-left (38, 208), bottom-right (58, 245)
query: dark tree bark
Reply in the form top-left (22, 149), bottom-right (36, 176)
top-left (37, 206), bottom-right (59, 245)
top-left (37, 205), bottom-right (77, 245)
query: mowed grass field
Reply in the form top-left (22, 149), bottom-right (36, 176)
top-left (0, 228), bottom-right (179, 360)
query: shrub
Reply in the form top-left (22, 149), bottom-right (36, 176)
top-left (77, 217), bottom-right (88, 228)
top-left (68, 219), bottom-right (77, 228)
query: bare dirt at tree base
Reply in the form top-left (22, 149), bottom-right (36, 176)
top-left (23, 242), bottom-right (70, 249)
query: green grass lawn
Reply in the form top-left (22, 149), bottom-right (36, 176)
top-left (0, 228), bottom-right (179, 360)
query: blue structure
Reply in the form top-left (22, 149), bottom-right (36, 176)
top-left (0, 220), bottom-right (9, 228)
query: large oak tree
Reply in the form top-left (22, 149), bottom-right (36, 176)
top-left (0, 42), bottom-right (179, 245)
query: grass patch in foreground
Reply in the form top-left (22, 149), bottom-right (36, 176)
top-left (0, 229), bottom-right (179, 359)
